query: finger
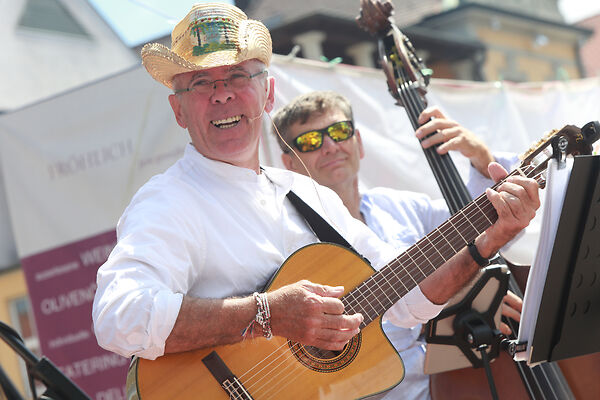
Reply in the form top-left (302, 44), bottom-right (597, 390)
top-left (435, 133), bottom-right (465, 154)
top-left (321, 313), bottom-right (363, 330)
top-left (420, 127), bottom-right (459, 149)
top-left (488, 162), bottom-right (508, 182)
top-left (415, 119), bottom-right (457, 141)
top-left (319, 296), bottom-right (346, 315)
top-left (418, 106), bottom-right (446, 124)
top-left (499, 322), bottom-right (512, 336)
top-left (501, 177), bottom-right (540, 209)
top-left (304, 281), bottom-right (345, 298)
top-left (487, 188), bottom-right (523, 225)
top-left (495, 180), bottom-right (540, 216)
top-left (311, 335), bottom-right (355, 351)
top-left (504, 291), bottom-right (523, 311)
top-left (501, 303), bottom-right (522, 322)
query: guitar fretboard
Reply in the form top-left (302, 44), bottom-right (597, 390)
top-left (341, 167), bottom-right (534, 326)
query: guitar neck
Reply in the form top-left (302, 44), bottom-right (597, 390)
top-left (341, 171), bottom-right (511, 326)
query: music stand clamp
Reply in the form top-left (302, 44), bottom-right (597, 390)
top-left (0, 321), bottom-right (90, 400)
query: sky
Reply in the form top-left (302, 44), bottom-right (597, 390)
top-left (87, 0), bottom-right (600, 47)
top-left (558, 0), bottom-right (600, 23)
top-left (87, 0), bottom-right (233, 47)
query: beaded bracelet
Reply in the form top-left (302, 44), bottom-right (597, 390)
top-left (241, 292), bottom-right (273, 340)
top-left (254, 292), bottom-right (273, 339)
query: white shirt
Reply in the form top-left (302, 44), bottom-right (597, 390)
top-left (92, 144), bottom-right (444, 360)
top-left (363, 152), bottom-right (518, 400)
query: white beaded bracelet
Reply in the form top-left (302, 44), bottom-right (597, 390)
top-left (254, 292), bottom-right (273, 339)
top-left (242, 292), bottom-right (273, 340)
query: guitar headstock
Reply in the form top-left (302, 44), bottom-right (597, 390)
top-left (519, 121), bottom-right (600, 188)
top-left (357, 0), bottom-right (431, 107)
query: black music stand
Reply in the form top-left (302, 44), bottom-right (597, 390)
top-left (528, 155), bottom-right (600, 364)
top-left (0, 321), bottom-right (90, 400)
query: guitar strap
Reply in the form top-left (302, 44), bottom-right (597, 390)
top-left (286, 190), bottom-right (357, 253)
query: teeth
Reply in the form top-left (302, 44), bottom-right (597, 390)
top-left (212, 115), bottom-right (241, 127)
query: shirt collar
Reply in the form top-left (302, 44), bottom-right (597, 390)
top-left (182, 143), bottom-right (295, 192)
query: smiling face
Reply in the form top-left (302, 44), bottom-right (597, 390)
top-left (168, 59), bottom-right (274, 172)
top-left (282, 109), bottom-right (364, 191)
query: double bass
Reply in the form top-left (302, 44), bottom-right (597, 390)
top-left (356, 1), bottom-right (597, 398)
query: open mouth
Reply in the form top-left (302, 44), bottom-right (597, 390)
top-left (212, 115), bottom-right (242, 129)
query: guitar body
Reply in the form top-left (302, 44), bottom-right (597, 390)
top-left (130, 243), bottom-right (405, 399)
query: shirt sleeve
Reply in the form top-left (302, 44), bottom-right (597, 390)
top-left (383, 285), bottom-right (446, 328)
top-left (92, 183), bottom-right (204, 360)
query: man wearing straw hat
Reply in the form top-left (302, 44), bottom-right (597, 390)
top-left (92, 3), bottom-right (539, 380)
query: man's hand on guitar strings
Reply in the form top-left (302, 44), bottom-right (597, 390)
top-left (268, 280), bottom-right (363, 350)
top-left (477, 162), bottom-right (540, 259)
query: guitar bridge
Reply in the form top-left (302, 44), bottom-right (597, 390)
top-left (202, 351), bottom-right (254, 399)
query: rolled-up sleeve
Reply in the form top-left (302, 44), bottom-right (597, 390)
top-left (92, 256), bottom-right (185, 359)
top-left (92, 184), bottom-right (205, 359)
top-left (383, 285), bottom-right (446, 328)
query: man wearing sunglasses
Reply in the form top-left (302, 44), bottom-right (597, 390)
top-left (273, 91), bottom-right (523, 400)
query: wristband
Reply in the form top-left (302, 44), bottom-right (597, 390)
top-left (242, 292), bottom-right (273, 340)
top-left (467, 241), bottom-right (490, 267)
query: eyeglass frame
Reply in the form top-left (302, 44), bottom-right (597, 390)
top-left (173, 70), bottom-right (267, 95)
top-left (284, 120), bottom-right (355, 153)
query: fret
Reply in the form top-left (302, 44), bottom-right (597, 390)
top-left (402, 249), bottom-right (427, 282)
top-left (341, 187), bottom-right (502, 319)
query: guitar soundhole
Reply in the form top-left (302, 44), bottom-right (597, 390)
top-left (288, 333), bottom-right (362, 373)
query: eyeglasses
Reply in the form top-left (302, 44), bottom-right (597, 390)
top-left (174, 70), bottom-right (267, 95)
top-left (288, 120), bottom-right (355, 153)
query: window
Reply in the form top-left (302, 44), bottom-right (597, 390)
top-left (18, 0), bottom-right (90, 37)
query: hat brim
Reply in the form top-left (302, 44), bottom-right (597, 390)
top-left (142, 43), bottom-right (248, 89)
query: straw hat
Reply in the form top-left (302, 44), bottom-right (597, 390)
top-left (141, 3), bottom-right (272, 89)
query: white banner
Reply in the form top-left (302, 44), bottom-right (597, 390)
top-left (0, 57), bottom-right (599, 261)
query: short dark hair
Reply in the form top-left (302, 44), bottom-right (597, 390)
top-left (271, 91), bottom-right (354, 152)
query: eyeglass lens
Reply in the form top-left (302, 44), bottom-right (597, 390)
top-left (294, 121), bottom-right (354, 152)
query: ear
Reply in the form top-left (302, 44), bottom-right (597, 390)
top-left (355, 128), bottom-right (365, 160)
top-left (168, 94), bottom-right (187, 129)
top-left (281, 151), bottom-right (295, 171)
top-left (264, 77), bottom-right (275, 113)
top-left (281, 151), bottom-right (304, 173)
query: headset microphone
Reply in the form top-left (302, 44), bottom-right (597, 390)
top-left (247, 84), bottom-right (271, 122)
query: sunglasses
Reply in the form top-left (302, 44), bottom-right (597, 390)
top-left (288, 120), bottom-right (355, 153)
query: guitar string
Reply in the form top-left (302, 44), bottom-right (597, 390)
top-left (236, 339), bottom-right (315, 396)
top-left (344, 197), bottom-right (491, 316)
top-left (342, 166), bottom-right (543, 320)
top-left (244, 343), bottom-right (310, 398)
top-left (233, 168), bottom-right (545, 399)
top-left (396, 64), bottom-right (469, 213)
top-left (346, 167), bottom-right (541, 317)
top-left (361, 167), bottom-right (546, 323)
top-left (231, 167), bottom-right (545, 396)
top-left (345, 196), bottom-right (494, 319)
top-left (344, 197), bottom-right (493, 318)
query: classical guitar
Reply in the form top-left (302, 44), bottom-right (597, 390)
top-left (127, 124), bottom-right (597, 399)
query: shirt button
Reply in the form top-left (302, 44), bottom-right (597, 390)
top-left (260, 199), bottom-right (266, 206)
